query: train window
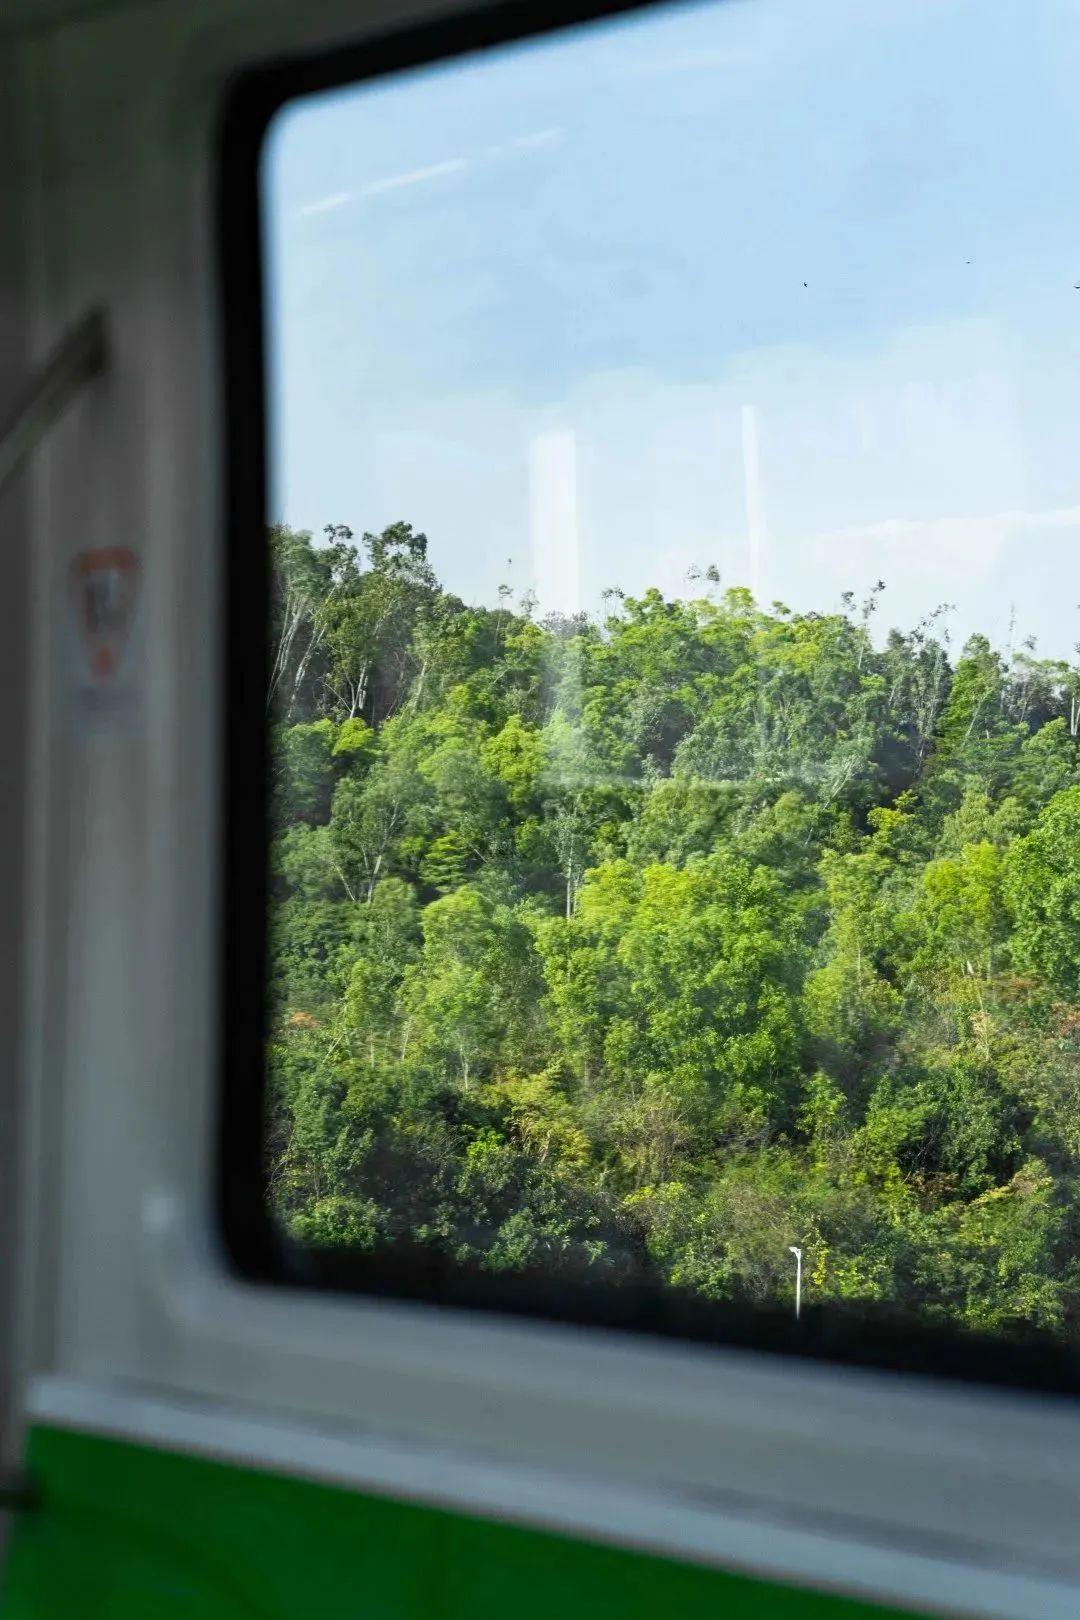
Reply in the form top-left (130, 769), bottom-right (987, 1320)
top-left (228, 0), bottom-right (1080, 1380)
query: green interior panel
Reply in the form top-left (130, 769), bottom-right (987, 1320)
top-left (0, 1423), bottom-right (924, 1618)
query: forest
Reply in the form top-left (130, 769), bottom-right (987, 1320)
top-left (267, 519), bottom-right (1080, 1339)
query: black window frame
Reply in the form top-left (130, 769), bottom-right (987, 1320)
top-left (217, 0), bottom-right (1080, 1396)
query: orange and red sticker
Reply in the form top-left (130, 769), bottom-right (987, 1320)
top-left (70, 546), bottom-right (140, 682)
top-left (67, 546), bottom-right (142, 731)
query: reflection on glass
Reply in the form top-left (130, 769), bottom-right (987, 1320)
top-left (264, 0), bottom-right (1080, 1341)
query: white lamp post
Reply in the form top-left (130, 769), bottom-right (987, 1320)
top-left (789, 1245), bottom-right (803, 1321)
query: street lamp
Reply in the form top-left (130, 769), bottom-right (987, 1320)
top-left (789, 1245), bottom-right (803, 1322)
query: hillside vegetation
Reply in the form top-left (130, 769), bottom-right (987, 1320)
top-left (268, 520), bottom-right (1080, 1337)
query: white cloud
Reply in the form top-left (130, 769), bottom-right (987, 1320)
top-left (297, 191), bottom-right (352, 217)
top-left (358, 158), bottom-right (467, 197)
top-left (296, 159), bottom-right (468, 220)
top-left (512, 127), bottom-right (566, 150)
top-left (295, 137), bottom-right (562, 223)
top-left (809, 505), bottom-right (1080, 549)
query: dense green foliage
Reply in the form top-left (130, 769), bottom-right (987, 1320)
top-left (267, 521), bottom-right (1080, 1338)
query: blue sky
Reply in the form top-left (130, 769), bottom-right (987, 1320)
top-left (266, 0), bottom-right (1080, 658)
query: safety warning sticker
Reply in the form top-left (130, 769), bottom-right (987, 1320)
top-left (68, 546), bottom-right (141, 729)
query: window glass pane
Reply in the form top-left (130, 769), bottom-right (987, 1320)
top-left (263, 0), bottom-right (1080, 1347)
